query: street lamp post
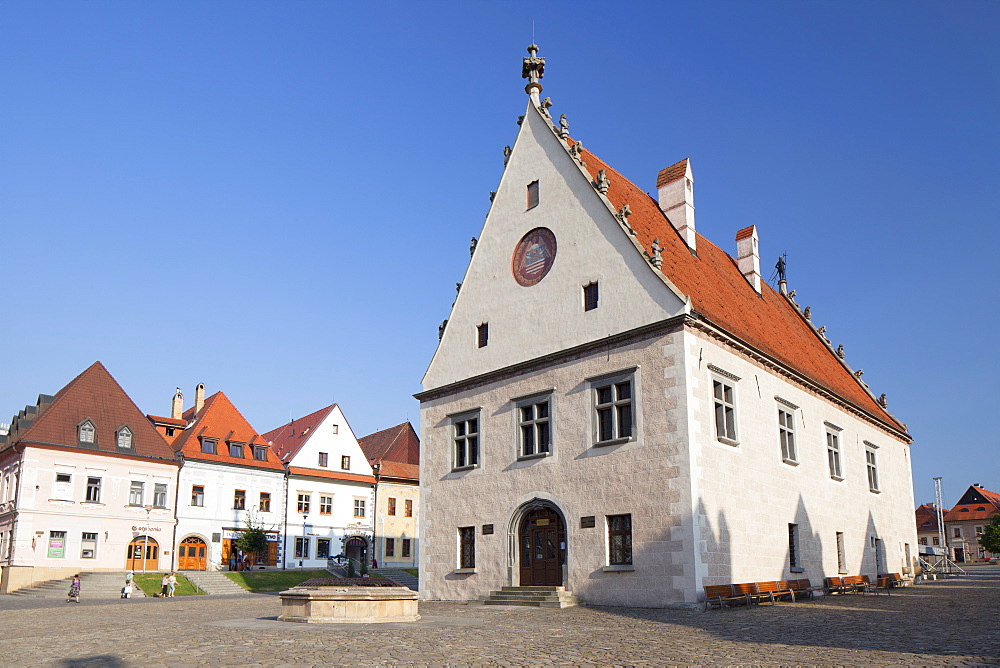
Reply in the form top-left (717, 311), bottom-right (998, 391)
top-left (142, 505), bottom-right (154, 573)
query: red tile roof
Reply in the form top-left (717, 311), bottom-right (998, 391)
top-left (656, 158), bottom-right (689, 188)
top-left (172, 391), bottom-right (285, 471)
top-left (735, 225), bottom-right (755, 241)
top-left (358, 422), bottom-right (419, 467)
top-left (262, 404), bottom-right (337, 462)
top-left (376, 460), bottom-right (419, 482)
top-left (147, 415), bottom-right (187, 427)
top-left (915, 504), bottom-right (940, 532)
top-left (570, 139), bottom-right (906, 435)
top-left (3, 362), bottom-right (176, 461)
top-left (944, 505), bottom-right (1000, 522)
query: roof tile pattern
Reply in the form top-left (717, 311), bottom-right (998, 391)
top-left (172, 391), bottom-right (284, 471)
top-left (570, 138), bottom-right (904, 433)
top-left (4, 362), bottom-right (175, 460)
top-left (262, 404), bottom-right (336, 462)
top-left (656, 158), bottom-right (689, 188)
top-left (944, 485), bottom-right (1000, 522)
top-left (358, 422), bottom-right (419, 467)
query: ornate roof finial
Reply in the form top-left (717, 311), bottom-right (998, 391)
top-left (803, 306), bottom-right (812, 320)
top-left (645, 238), bottom-right (664, 269)
top-left (836, 344), bottom-right (845, 359)
top-left (878, 393), bottom-right (888, 408)
top-left (522, 44), bottom-right (545, 104)
top-left (470, 237), bottom-right (478, 257)
top-left (558, 114), bottom-right (569, 139)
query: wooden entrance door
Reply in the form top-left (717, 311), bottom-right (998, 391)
top-left (125, 536), bottom-right (159, 571)
top-left (178, 536), bottom-right (207, 570)
top-left (518, 507), bottom-right (565, 586)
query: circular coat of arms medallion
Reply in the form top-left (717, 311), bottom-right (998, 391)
top-left (511, 227), bottom-right (557, 287)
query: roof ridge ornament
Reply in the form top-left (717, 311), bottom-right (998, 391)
top-left (522, 44), bottom-right (545, 104)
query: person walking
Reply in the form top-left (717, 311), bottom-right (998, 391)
top-left (160, 573), bottom-right (169, 598)
top-left (66, 574), bottom-right (81, 603)
top-left (122, 570), bottom-right (134, 598)
top-left (167, 572), bottom-right (177, 598)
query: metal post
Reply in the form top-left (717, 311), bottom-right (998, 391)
top-left (933, 478), bottom-right (948, 572)
top-left (142, 506), bottom-right (153, 573)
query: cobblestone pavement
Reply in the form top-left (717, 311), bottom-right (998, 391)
top-left (1, 564), bottom-right (998, 666)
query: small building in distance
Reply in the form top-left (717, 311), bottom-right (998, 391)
top-left (0, 362), bottom-right (179, 591)
top-left (263, 404), bottom-right (376, 570)
top-left (168, 385), bottom-right (286, 571)
top-left (942, 484), bottom-right (1000, 563)
top-left (915, 503), bottom-right (943, 549)
top-left (359, 422), bottom-right (420, 570)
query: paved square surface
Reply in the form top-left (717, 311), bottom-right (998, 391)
top-left (1, 565), bottom-right (998, 665)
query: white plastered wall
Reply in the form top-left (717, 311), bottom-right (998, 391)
top-left (685, 328), bottom-right (917, 597)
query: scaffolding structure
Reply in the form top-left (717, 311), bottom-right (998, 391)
top-left (922, 477), bottom-right (967, 576)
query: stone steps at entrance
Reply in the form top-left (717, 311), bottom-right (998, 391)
top-left (181, 570), bottom-right (250, 595)
top-left (484, 586), bottom-right (580, 608)
top-left (9, 572), bottom-right (147, 598)
top-left (373, 568), bottom-right (419, 591)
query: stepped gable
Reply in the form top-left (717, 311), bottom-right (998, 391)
top-left (262, 404), bottom-right (337, 462)
top-left (3, 361), bottom-right (175, 460)
top-left (567, 138), bottom-right (905, 434)
top-left (359, 422), bottom-right (419, 467)
top-left (172, 391), bottom-right (284, 471)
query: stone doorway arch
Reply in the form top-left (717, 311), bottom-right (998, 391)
top-left (508, 499), bottom-right (567, 587)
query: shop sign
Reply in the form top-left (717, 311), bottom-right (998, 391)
top-left (48, 537), bottom-right (65, 559)
top-left (222, 528), bottom-right (278, 542)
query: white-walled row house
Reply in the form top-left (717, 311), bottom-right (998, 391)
top-left (359, 422), bottom-right (420, 569)
top-left (0, 363), bottom-right (179, 592)
top-left (262, 404), bottom-right (376, 570)
top-left (415, 47), bottom-right (918, 607)
top-left (154, 386), bottom-right (287, 571)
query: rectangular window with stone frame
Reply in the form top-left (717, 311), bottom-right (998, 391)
top-left (518, 395), bottom-right (551, 458)
top-left (385, 537), bottom-right (395, 557)
top-left (778, 405), bottom-right (797, 464)
top-left (865, 442), bottom-right (880, 492)
top-left (402, 538), bottom-right (411, 558)
top-left (591, 371), bottom-right (635, 446)
top-left (712, 372), bottom-right (738, 445)
top-left (452, 412), bottom-right (480, 470)
top-left (607, 514), bottom-right (633, 565)
top-left (459, 526), bottom-right (476, 569)
top-left (405, 499), bottom-right (413, 517)
top-left (827, 427), bottom-right (843, 480)
top-left (234, 489), bottom-right (246, 510)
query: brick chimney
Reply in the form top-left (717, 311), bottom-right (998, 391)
top-left (736, 225), bottom-right (761, 294)
top-left (171, 388), bottom-right (184, 420)
top-left (194, 383), bottom-right (205, 415)
top-left (657, 158), bottom-right (695, 251)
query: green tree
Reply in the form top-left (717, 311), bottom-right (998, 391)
top-left (979, 514), bottom-right (1000, 556)
top-left (234, 512), bottom-right (271, 567)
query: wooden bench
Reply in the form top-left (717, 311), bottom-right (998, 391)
top-left (843, 575), bottom-right (874, 594)
top-left (885, 572), bottom-right (906, 588)
top-left (704, 584), bottom-right (751, 610)
top-left (756, 580), bottom-right (795, 604)
top-left (790, 578), bottom-right (822, 600)
top-left (825, 576), bottom-right (850, 594)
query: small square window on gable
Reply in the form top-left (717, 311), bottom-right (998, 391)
top-left (583, 282), bottom-right (599, 311)
top-left (526, 180), bottom-right (539, 209)
top-left (477, 323), bottom-right (489, 348)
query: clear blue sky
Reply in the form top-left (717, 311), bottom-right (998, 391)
top-left (2, 2), bottom-right (996, 507)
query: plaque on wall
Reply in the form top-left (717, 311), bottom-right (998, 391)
top-left (482, 524), bottom-right (494, 535)
top-left (580, 516), bottom-right (596, 528)
top-left (212, 533), bottom-right (221, 543)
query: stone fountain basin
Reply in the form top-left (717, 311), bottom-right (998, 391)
top-left (278, 578), bottom-right (419, 623)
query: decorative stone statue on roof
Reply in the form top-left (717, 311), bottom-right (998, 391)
top-left (803, 306), bottom-right (812, 320)
top-left (878, 393), bottom-right (888, 408)
top-left (836, 344), bottom-right (845, 359)
top-left (503, 145), bottom-right (512, 167)
top-left (645, 238), bottom-right (663, 269)
top-left (559, 114), bottom-right (569, 139)
top-left (470, 237), bottom-right (478, 257)
top-left (596, 169), bottom-right (610, 195)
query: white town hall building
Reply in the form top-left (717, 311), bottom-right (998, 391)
top-left (415, 46), bottom-right (917, 607)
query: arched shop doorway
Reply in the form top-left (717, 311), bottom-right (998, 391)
top-left (177, 536), bottom-right (208, 570)
top-left (345, 536), bottom-right (368, 567)
top-left (125, 536), bottom-right (159, 572)
top-left (514, 501), bottom-right (566, 586)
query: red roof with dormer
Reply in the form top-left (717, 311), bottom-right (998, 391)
top-left (171, 391), bottom-right (284, 471)
top-left (569, 138), bottom-right (906, 435)
top-left (1, 361), bottom-right (176, 461)
top-left (944, 485), bottom-right (1000, 522)
top-left (262, 404), bottom-right (337, 462)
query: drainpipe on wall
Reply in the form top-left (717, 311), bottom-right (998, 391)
top-left (281, 464), bottom-right (289, 570)
top-left (169, 457), bottom-right (182, 571)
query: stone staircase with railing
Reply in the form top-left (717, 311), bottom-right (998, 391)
top-left (181, 570), bottom-right (250, 595)
top-left (9, 571), bottom-right (145, 599)
top-left (372, 568), bottom-right (419, 591)
top-left (483, 586), bottom-right (580, 608)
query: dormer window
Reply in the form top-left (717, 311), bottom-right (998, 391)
top-left (229, 442), bottom-right (245, 458)
top-left (116, 426), bottom-right (133, 449)
top-left (78, 420), bottom-right (96, 445)
top-left (252, 445), bottom-right (268, 462)
top-left (201, 438), bottom-right (217, 455)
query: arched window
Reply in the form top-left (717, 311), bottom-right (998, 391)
top-left (117, 426), bottom-right (133, 449)
top-left (79, 420), bottom-right (96, 444)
